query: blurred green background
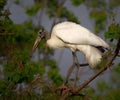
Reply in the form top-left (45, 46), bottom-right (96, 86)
top-left (0, 0), bottom-right (120, 99)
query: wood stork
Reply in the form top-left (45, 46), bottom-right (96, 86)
top-left (32, 21), bottom-right (109, 68)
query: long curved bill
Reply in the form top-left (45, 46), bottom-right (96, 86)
top-left (31, 38), bottom-right (41, 54)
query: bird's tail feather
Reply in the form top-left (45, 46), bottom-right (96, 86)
top-left (77, 45), bottom-right (102, 68)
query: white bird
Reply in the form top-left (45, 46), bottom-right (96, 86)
top-left (32, 21), bottom-right (109, 68)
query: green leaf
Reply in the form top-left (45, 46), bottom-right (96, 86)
top-left (48, 69), bottom-right (63, 86)
top-left (26, 4), bottom-right (41, 16)
top-left (97, 81), bottom-right (111, 93)
top-left (59, 7), bottom-right (79, 23)
top-left (0, 79), bottom-right (6, 93)
top-left (113, 63), bottom-right (120, 74)
top-left (105, 23), bottom-right (120, 39)
top-left (46, 0), bottom-right (59, 18)
top-left (90, 10), bottom-right (107, 24)
top-left (86, 0), bottom-right (106, 8)
top-left (0, 0), bottom-right (6, 10)
top-left (71, 0), bottom-right (85, 6)
top-left (104, 89), bottom-right (120, 100)
top-left (109, 0), bottom-right (120, 9)
top-left (90, 10), bottom-right (107, 32)
top-left (14, 0), bottom-right (20, 4)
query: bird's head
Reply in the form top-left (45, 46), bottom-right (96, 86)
top-left (31, 28), bottom-right (46, 54)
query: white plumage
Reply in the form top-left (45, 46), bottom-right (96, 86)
top-left (47, 22), bottom-right (109, 68)
top-left (32, 21), bottom-right (109, 68)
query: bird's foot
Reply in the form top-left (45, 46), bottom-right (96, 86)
top-left (56, 83), bottom-right (68, 92)
top-left (56, 84), bottom-right (75, 96)
top-left (61, 85), bottom-right (75, 96)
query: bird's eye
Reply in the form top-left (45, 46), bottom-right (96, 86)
top-left (38, 28), bottom-right (45, 38)
top-left (38, 29), bottom-right (42, 36)
top-left (39, 28), bottom-right (44, 34)
top-left (39, 30), bottom-right (42, 34)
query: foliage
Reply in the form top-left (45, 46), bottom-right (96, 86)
top-left (0, 0), bottom-right (67, 99)
top-left (0, 0), bottom-right (6, 11)
top-left (84, 0), bottom-right (107, 32)
top-left (71, 0), bottom-right (85, 6)
top-left (26, 4), bottom-right (42, 16)
top-left (84, 0), bottom-right (120, 33)
top-left (58, 7), bottom-right (79, 23)
top-left (46, 0), bottom-right (59, 17)
top-left (86, 0), bottom-right (106, 8)
top-left (90, 10), bottom-right (107, 32)
top-left (46, 0), bottom-right (79, 23)
top-left (105, 23), bottom-right (120, 39)
top-left (109, 0), bottom-right (120, 9)
top-left (14, 0), bottom-right (20, 5)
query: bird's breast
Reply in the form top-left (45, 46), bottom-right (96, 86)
top-left (46, 36), bottom-right (78, 51)
top-left (46, 37), bottom-right (65, 49)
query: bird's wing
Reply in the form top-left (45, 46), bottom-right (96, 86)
top-left (53, 22), bottom-right (109, 48)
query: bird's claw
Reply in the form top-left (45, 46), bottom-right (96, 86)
top-left (56, 84), bottom-right (68, 91)
top-left (55, 84), bottom-right (75, 96)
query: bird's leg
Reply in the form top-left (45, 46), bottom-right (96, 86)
top-left (64, 52), bottom-right (77, 85)
top-left (56, 52), bottom-right (81, 95)
top-left (65, 52), bottom-right (80, 86)
top-left (72, 52), bottom-right (80, 87)
top-left (56, 56), bottom-right (75, 93)
top-left (65, 64), bottom-right (75, 85)
top-left (57, 52), bottom-right (79, 96)
top-left (73, 65), bottom-right (79, 87)
top-left (56, 60), bottom-right (76, 94)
